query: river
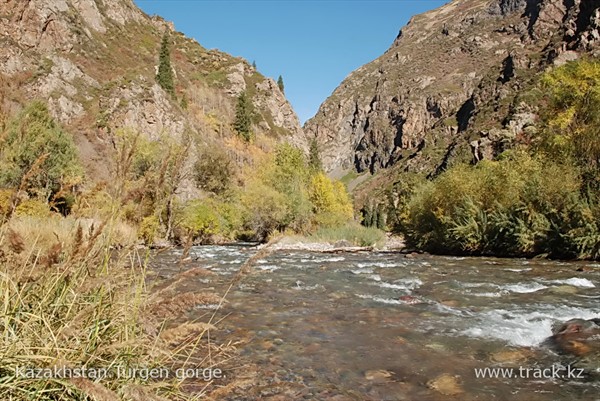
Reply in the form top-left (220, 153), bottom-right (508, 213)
top-left (152, 245), bottom-right (600, 400)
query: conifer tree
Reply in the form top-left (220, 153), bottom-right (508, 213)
top-left (362, 205), bottom-right (372, 227)
top-left (277, 75), bottom-right (285, 93)
top-left (156, 32), bottom-right (175, 96)
top-left (377, 205), bottom-right (386, 230)
top-left (371, 208), bottom-right (378, 228)
top-left (234, 91), bottom-right (252, 142)
top-left (308, 138), bottom-right (323, 172)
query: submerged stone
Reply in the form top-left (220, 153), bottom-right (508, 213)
top-left (426, 373), bottom-right (464, 396)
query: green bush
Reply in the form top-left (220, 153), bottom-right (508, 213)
top-left (177, 199), bottom-right (221, 242)
top-left (234, 143), bottom-right (354, 240)
top-left (0, 102), bottom-right (83, 197)
top-left (194, 146), bottom-right (234, 195)
top-left (539, 58), bottom-right (600, 189)
top-left (309, 172), bottom-right (354, 227)
top-left (240, 181), bottom-right (289, 241)
top-left (138, 214), bottom-right (160, 245)
top-left (14, 198), bottom-right (52, 218)
top-left (403, 151), bottom-right (594, 257)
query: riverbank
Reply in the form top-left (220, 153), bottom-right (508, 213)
top-left (262, 233), bottom-right (405, 253)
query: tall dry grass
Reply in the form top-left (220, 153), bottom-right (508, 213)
top-left (0, 214), bottom-right (233, 400)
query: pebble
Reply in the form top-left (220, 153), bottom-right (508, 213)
top-left (364, 369), bottom-right (393, 382)
top-left (427, 373), bottom-right (464, 396)
top-left (425, 343), bottom-right (446, 352)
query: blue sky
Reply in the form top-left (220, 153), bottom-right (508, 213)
top-left (134, 0), bottom-right (448, 124)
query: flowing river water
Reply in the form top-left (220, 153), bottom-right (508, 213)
top-left (152, 245), bottom-right (600, 400)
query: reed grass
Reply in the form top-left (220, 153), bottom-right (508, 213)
top-left (309, 222), bottom-right (386, 247)
top-left (0, 214), bottom-right (232, 400)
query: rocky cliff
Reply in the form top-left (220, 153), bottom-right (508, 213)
top-left (304, 0), bottom-right (600, 177)
top-left (0, 0), bottom-right (304, 186)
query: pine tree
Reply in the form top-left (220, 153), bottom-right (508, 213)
top-left (156, 32), bottom-right (175, 96)
top-left (277, 75), bottom-right (284, 93)
top-left (362, 205), bottom-right (372, 227)
top-left (252, 60), bottom-right (257, 69)
top-left (308, 138), bottom-right (323, 172)
top-left (371, 208), bottom-right (378, 228)
top-left (377, 205), bottom-right (386, 230)
top-left (234, 91), bottom-right (252, 142)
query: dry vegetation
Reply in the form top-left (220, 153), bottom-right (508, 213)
top-left (0, 214), bottom-right (237, 400)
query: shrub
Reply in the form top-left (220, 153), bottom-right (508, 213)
top-left (0, 188), bottom-right (13, 220)
top-left (403, 151), bottom-right (591, 257)
top-left (176, 199), bottom-right (221, 242)
top-left (14, 198), bottom-right (52, 218)
top-left (0, 102), bottom-right (83, 197)
top-left (233, 143), bottom-right (355, 240)
top-left (240, 181), bottom-right (289, 241)
top-left (138, 214), bottom-right (160, 245)
top-left (309, 172), bottom-right (353, 227)
top-left (194, 146), bottom-right (234, 195)
top-left (540, 58), bottom-right (600, 188)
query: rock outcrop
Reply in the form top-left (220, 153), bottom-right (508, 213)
top-left (304, 0), bottom-right (600, 176)
top-left (0, 0), bottom-right (305, 182)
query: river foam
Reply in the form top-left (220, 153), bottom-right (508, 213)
top-left (461, 306), bottom-right (600, 347)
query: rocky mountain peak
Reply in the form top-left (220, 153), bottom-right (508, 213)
top-left (304, 0), bottom-right (600, 177)
top-left (0, 0), bottom-right (305, 187)
top-left (1, 0), bottom-right (144, 52)
top-left (489, 0), bottom-right (537, 16)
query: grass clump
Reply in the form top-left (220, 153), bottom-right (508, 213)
top-left (310, 222), bottom-right (385, 247)
top-left (0, 214), bottom-right (228, 400)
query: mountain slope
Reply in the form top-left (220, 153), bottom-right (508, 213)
top-left (0, 0), bottom-right (305, 189)
top-left (304, 0), bottom-right (600, 178)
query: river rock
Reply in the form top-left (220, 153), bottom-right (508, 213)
top-left (425, 343), bottom-right (447, 352)
top-left (563, 340), bottom-right (592, 356)
top-left (394, 336), bottom-right (408, 345)
top-left (490, 349), bottom-right (530, 364)
top-left (333, 240), bottom-right (353, 248)
top-left (364, 369), bottom-right (393, 382)
top-left (426, 374), bottom-right (464, 396)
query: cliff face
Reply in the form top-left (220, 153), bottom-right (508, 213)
top-left (0, 0), bottom-right (305, 185)
top-left (304, 0), bottom-right (600, 176)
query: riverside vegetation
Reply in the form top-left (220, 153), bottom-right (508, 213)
top-left (383, 58), bottom-right (600, 260)
top-left (0, 11), bottom-right (382, 396)
top-left (0, 96), bottom-right (377, 399)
